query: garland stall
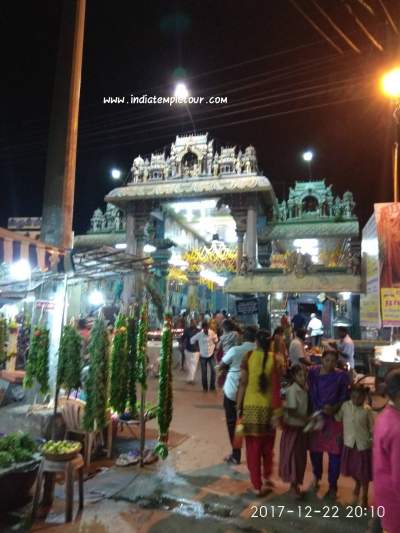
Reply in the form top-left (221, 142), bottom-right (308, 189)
top-left (136, 301), bottom-right (149, 466)
top-left (154, 315), bottom-right (174, 460)
top-left (83, 317), bottom-right (110, 432)
top-left (109, 314), bottom-right (129, 415)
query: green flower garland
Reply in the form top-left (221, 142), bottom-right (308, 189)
top-left (56, 324), bottom-right (82, 393)
top-left (154, 315), bottom-right (174, 459)
top-left (136, 302), bottom-right (148, 392)
top-left (24, 326), bottom-right (49, 395)
top-left (110, 314), bottom-right (129, 414)
top-left (0, 317), bottom-right (8, 364)
top-left (83, 317), bottom-right (110, 431)
top-left (127, 313), bottom-right (138, 414)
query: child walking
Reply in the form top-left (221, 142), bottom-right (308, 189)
top-left (279, 364), bottom-right (309, 497)
top-left (335, 384), bottom-right (374, 506)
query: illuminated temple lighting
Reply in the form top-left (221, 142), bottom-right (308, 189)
top-left (143, 244), bottom-right (156, 253)
top-left (340, 292), bottom-right (351, 301)
top-left (88, 290), bottom-right (105, 306)
top-left (200, 268), bottom-right (227, 287)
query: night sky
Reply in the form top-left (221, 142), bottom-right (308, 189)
top-left (1, 0), bottom-right (399, 235)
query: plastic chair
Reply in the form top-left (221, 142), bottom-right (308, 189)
top-left (59, 397), bottom-right (112, 466)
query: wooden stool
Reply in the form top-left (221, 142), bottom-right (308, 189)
top-left (31, 454), bottom-right (84, 523)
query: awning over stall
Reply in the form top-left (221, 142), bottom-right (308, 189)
top-left (0, 227), bottom-right (70, 273)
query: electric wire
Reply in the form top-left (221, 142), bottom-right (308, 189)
top-left (312, 0), bottom-right (361, 53)
top-left (377, 0), bottom-right (399, 35)
top-left (0, 68), bottom-right (371, 158)
top-left (344, 2), bottom-right (384, 51)
top-left (289, 0), bottom-right (344, 54)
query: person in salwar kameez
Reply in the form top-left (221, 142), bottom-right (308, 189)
top-left (237, 330), bottom-right (282, 496)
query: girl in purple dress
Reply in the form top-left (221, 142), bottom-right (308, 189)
top-left (308, 350), bottom-right (350, 498)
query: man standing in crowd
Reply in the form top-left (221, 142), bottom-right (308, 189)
top-left (289, 328), bottom-right (310, 366)
top-left (307, 313), bottom-right (323, 347)
top-left (182, 319), bottom-right (200, 384)
top-left (291, 310), bottom-right (307, 334)
top-left (337, 327), bottom-right (355, 369)
top-left (220, 326), bottom-right (257, 464)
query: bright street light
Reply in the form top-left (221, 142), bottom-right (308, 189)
top-left (174, 82), bottom-right (189, 100)
top-left (302, 150), bottom-right (314, 162)
top-left (381, 67), bottom-right (400, 99)
top-left (302, 150), bottom-right (314, 178)
top-left (10, 259), bottom-right (31, 281)
top-left (111, 168), bottom-right (121, 180)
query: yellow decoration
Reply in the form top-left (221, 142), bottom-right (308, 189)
top-left (183, 242), bottom-right (237, 273)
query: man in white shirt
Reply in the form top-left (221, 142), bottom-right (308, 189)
top-left (190, 321), bottom-right (218, 391)
top-left (337, 327), bottom-right (355, 369)
top-left (307, 313), bottom-right (323, 347)
top-left (220, 326), bottom-right (257, 464)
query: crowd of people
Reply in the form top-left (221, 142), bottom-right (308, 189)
top-left (180, 311), bottom-right (400, 533)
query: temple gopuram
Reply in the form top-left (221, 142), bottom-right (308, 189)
top-left (82, 133), bottom-right (362, 334)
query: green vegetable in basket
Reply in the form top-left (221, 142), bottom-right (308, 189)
top-left (13, 448), bottom-right (33, 463)
top-left (0, 451), bottom-right (14, 468)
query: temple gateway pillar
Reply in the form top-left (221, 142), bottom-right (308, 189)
top-left (122, 201), bottom-right (152, 310)
top-left (236, 229), bottom-right (245, 273)
top-left (187, 271), bottom-right (200, 314)
top-left (246, 202), bottom-right (258, 270)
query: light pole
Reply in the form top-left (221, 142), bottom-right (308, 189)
top-left (302, 150), bottom-right (314, 179)
top-left (381, 67), bottom-right (400, 202)
top-left (174, 81), bottom-right (196, 133)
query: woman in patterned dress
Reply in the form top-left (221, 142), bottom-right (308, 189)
top-left (237, 329), bottom-right (282, 496)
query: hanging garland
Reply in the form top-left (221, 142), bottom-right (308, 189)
top-left (136, 302), bottom-right (149, 392)
top-left (110, 314), bottom-right (129, 414)
top-left (56, 324), bottom-right (82, 394)
top-left (83, 317), bottom-right (110, 431)
top-left (127, 313), bottom-right (138, 414)
top-left (23, 326), bottom-right (50, 395)
top-left (154, 314), bottom-right (174, 459)
top-left (0, 317), bottom-right (8, 364)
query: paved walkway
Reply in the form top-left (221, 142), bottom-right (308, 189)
top-left (21, 368), bottom-right (374, 532)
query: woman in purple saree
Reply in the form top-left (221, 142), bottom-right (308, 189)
top-left (308, 350), bottom-right (350, 498)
